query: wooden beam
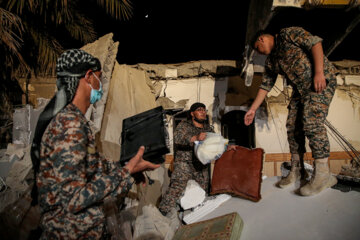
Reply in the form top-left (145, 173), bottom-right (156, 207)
top-left (165, 151), bottom-right (354, 164)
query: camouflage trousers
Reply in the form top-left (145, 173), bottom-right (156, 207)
top-left (286, 78), bottom-right (336, 159)
top-left (158, 160), bottom-right (210, 215)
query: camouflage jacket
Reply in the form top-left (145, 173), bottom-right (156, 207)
top-left (260, 27), bottom-right (338, 96)
top-left (174, 119), bottom-right (214, 163)
top-left (37, 103), bottom-right (132, 239)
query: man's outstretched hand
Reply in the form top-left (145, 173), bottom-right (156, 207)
top-left (244, 109), bottom-right (255, 126)
top-left (124, 146), bottom-right (160, 174)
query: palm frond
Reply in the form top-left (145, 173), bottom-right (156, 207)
top-left (28, 26), bottom-right (63, 75)
top-left (0, 8), bottom-right (28, 73)
top-left (65, 14), bottom-right (97, 43)
top-left (6, 0), bottom-right (27, 15)
top-left (96, 0), bottom-right (133, 20)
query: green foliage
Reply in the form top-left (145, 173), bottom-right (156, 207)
top-left (0, 0), bottom-right (132, 78)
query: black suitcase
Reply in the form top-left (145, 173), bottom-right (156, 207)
top-left (120, 106), bottom-right (170, 165)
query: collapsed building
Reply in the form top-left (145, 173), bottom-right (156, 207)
top-left (1, 1), bottom-right (360, 239)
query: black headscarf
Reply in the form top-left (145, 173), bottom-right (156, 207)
top-left (189, 102), bottom-right (206, 113)
top-left (31, 49), bottom-right (100, 204)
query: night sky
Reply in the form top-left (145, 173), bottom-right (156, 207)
top-left (82, 0), bottom-right (359, 65)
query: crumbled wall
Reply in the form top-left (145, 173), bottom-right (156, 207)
top-left (14, 32), bottom-right (360, 159)
top-left (17, 76), bottom-right (56, 108)
top-left (99, 63), bottom-right (157, 161)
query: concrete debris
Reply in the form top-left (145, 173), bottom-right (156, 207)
top-left (0, 101), bottom-right (45, 212)
top-left (0, 149), bottom-right (9, 163)
top-left (5, 147), bottom-right (32, 192)
top-left (336, 75), bottom-right (344, 85)
top-left (12, 99), bottom-right (49, 147)
top-left (164, 208), bottom-right (181, 240)
top-left (151, 81), bottom-right (164, 98)
top-left (0, 190), bottom-right (40, 240)
top-left (135, 60), bottom-right (238, 79)
top-left (182, 194), bottom-right (232, 224)
top-left (6, 143), bottom-right (25, 160)
top-left (0, 144), bottom-right (27, 181)
top-left (340, 161), bottom-right (360, 178)
top-left (180, 180), bottom-right (206, 210)
top-left (344, 75), bottom-right (360, 86)
top-left (118, 207), bottom-right (137, 240)
top-left (12, 106), bottom-right (31, 146)
top-left (0, 188), bottom-right (19, 213)
top-left (136, 167), bottom-right (167, 216)
top-left (133, 205), bottom-right (179, 240)
top-left (332, 60), bottom-right (360, 75)
top-left (156, 97), bottom-right (188, 110)
top-left (272, 0), bottom-right (301, 8)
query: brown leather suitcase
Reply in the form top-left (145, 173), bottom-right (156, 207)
top-left (211, 146), bottom-right (264, 202)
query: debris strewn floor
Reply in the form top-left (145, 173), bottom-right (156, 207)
top-left (199, 176), bottom-right (360, 240)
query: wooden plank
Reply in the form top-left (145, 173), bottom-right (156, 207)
top-left (264, 151), bottom-right (354, 162)
top-left (165, 151), bottom-right (354, 164)
top-left (263, 162), bottom-right (275, 177)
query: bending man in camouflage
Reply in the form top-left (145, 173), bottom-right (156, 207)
top-left (31, 49), bottom-right (159, 239)
top-left (244, 27), bottom-right (338, 196)
top-left (158, 102), bottom-right (214, 215)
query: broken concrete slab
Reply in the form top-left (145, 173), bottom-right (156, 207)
top-left (180, 180), bottom-right (206, 210)
top-left (182, 194), bottom-right (232, 224)
top-left (336, 74), bottom-right (344, 85)
top-left (136, 166), bottom-right (167, 217)
top-left (5, 147), bottom-right (32, 192)
top-left (135, 60), bottom-right (238, 80)
top-left (332, 60), bottom-right (360, 75)
top-left (133, 205), bottom-right (179, 240)
top-left (156, 97), bottom-right (188, 110)
top-left (345, 75), bottom-right (360, 86)
top-left (12, 99), bottom-right (49, 147)
top-left (100, 63), bottom-right (157, 161)
top-left (12, 105), bottom-right (31, 146)
top-left (82, 33), bottom-right (119, 134)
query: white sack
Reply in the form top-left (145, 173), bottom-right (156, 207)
top-left (194, 132), bottom-right (228, 165)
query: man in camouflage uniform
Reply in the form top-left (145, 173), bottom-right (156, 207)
top-left (158, 102), bottom-right (214, 215)
top-left (244, 27), bottom-right (338, 196)
top-left (31, 49), bottom-right (159, 239)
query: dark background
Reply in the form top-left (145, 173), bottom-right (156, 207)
top-left (81, 0), bottom-right (359, 64)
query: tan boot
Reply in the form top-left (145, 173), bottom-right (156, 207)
top-left (277, 154), bottom-right (301, 188)
top-left (300, 158), bottom-right (338, 196)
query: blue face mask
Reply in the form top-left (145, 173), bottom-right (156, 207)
top-left (89, 72), bottom-right (103, 104)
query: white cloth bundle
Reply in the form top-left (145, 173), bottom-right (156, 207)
top-left (194, 132), bottom-right (228, 165)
